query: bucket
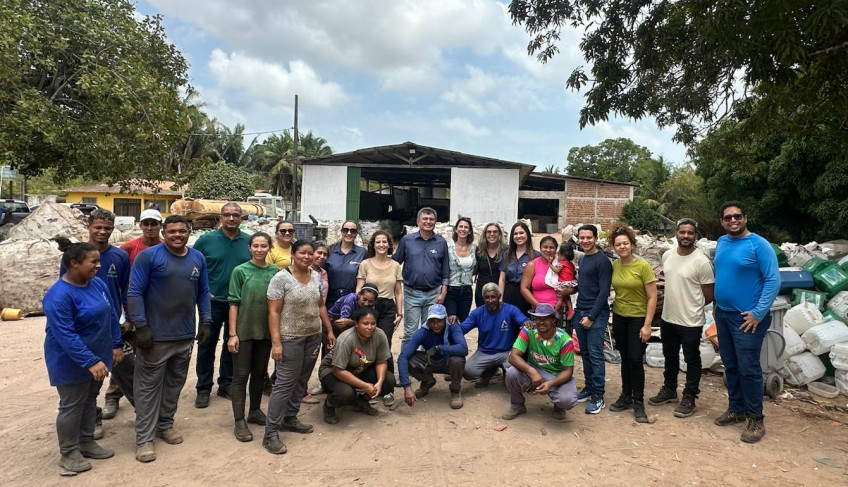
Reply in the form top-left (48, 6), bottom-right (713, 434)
top-left (1, 308), bottom-right (23, 321)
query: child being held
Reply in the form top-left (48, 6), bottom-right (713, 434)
top-left (545, 242), bottom-right (578, 319)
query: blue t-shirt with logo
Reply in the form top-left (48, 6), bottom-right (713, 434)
top-left (460, 302), bottom-right (529, 354)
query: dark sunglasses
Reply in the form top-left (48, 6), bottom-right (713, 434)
top-left (721, 214), bottom-right (744, 222)
top-left (341, 228), bottom-right (358, 234)
top-left (278, 229), bottom-right (295, 234)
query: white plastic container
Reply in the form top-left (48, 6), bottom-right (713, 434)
top-left (645, 342), bottom-right (664, 368)
top-left (827, 290), bottom-right (848, 321)
top-left (801, 320), bottom-right (848, 355)
top-left (781, 352), bottom-right (826, 386)
top-left (789, 251), bottom-right (814, 268)
top-left (807, 381), bottom-right (840, 399)
top-left (839, 254), bottom-right (848, 267)
top-left (835, 369), bottom-right (848, 395)
top-left (678, 341), bottom-right (717, 372)
top-left (829, 342), bottom-right (848, 370)
top-left (785, 302), bottom-right (824, 335)
top-left (781, 323), bottom-right (806, 359)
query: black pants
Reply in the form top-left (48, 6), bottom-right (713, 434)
top-left (661, 319), bottom-right (703, 397)
top-left (407, 352), bottom-right (466, 394)
top-left (503, 281), bottom-right (531, 315)
top-left (231, 339), bottom-right (272, 420)
top-left (105, 351), bottom-right (136, 407)
top-left (474, 277), bottom-right (499, 308)
top-left (375, 297), bottom-right (398, 345)
top-left (196, 301), bottom-right (233, 393)
top-left (320, 366), bottom-right (396, 407)
top-left (613, 313), bottom-right (648, 400)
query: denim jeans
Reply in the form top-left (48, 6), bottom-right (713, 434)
top-left (56, 379), bottom-right (103, 454)
top-left (573, 307), bottom-right (609, 399)
top-left (660, 319), bottom-right (703, 397)
top-left (444, 285), bottom-right (473, 324)
top-left (401, 286), bottom-right (441, 345)
top-left (505, 366), bottom-right (577, 410)
top-left (715, 307), bottom-right (770, 418)
top-left (195, 301), bottom-right (233, 393)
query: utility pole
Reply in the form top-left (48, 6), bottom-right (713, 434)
top-left (291, 94), bottom-right (299, 221)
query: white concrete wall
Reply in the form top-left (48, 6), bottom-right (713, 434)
top-left (450, 167), bottom-right (519, 226)
top-left (300, 165), bottom-right (348, 222)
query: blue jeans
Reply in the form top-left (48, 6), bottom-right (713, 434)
top-left (715, 307), bottom-right (770, 418)
top-left (196, 301), bottom-right (233, 393)
top-left (573, 307), bottom-right (609, 399)
top-left (402, 286), bottom-right (441, 345)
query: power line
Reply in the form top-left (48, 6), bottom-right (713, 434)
top-left (188, 127), bottom-right (295, 137)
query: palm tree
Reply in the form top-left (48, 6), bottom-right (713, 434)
top-left (251, 130), bottom-right (332, 197)
top-left (541, 164), bottom-right (561, 175)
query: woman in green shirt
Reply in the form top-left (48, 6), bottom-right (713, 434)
top-left (227, 232), bottom-right (279, 442)
top-left (607, 224), bottom-right (657, 424)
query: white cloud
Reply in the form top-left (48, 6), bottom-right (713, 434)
top-left (441, 117), bottom-right (491, 138)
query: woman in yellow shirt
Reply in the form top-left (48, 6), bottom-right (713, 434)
top-left (267, 221), bottom-right (295, 270)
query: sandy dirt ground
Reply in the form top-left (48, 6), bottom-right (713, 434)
top-left (1, 313), bottom-right (847, 487)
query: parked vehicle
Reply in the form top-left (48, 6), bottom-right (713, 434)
top-left (0, 199), bottom-right (31, 225)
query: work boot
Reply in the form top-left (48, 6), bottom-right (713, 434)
top-left (351, 397), bottom-right (379, 416)
top-left (216, 387), bottom-right (231, 399)
top-left (714, 409), bottom-right (746, 426)
top-left (741, 414), bottom-right (766, 443)
top-left (415, 378), bottom-right (436, 399)
top-left (552, 405), bottom-right (566, 422)
top-left (135, 442), bottom-right (156, 463)
top-left (323, 399), bottom-right (339, 424)
top-left (194, 391), bottom-right (210, 409)
top-left (102, 398), bottom-right (119, 420)
top-left (156, 428), bottom-right (183, 445)
top-left (60, 450), bottom-right (91, 473)
top-left (93, 407), bottom-right (104, 440)
top-left (247, 409), bottom-right (267, 426)
top-left (450, 392), bottom-right (464, 409)
top-left (233, 419), bottom-right (253, 442)
top-left (647, 386), bottom-right (678, 406)
top-left (609, 394), bottom-right (633, 412)
top-left (674, 393), bottom-right (697, 418)
top-left (263, 434), bottom-right (287, 455)
top-left (78, 440), bottom-right (114, 459)
top-left (282, 416), bottom-right (315, 433)
top-left (475, 368), bottom-right (496, 388)
top-left (501, 404), bottom-right (527, 420)
top-left (633, 400), bottom-right (648, 424)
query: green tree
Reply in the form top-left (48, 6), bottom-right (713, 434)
top-left (541, 164), bottom-right (561, 175)
top-left (185, 162), bottom-right (254, 201)
top-left (633, 156), bottom-right (671, 202)
top-left (251, 130), bottom-right (332, 197)
top-left (509, 1), bottom-right (848, 146)
top-left (0, 0), bottom-right (190, 183)
top-left (621, 198), bottom-right (660, 233)
top-left (566, 137), bottom-right (652, 182)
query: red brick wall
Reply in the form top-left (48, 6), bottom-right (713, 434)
top-left (565, 179), bottom-right (631, 230)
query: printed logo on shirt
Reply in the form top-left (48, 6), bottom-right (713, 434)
top-left (106, 263), bottom-right (118, 278)
top-left (531, 351), bottom-right (552, 364)
top-left (521, 262), bottom-right (527, 267)
top-left (101, 291), bottom-right (110, 304)
top-left (352, 347), bottom-right (372, 375)
top-left (190, 266), bottom-right (200, 280)
top-left (349, 260), bottom-right (360, 265)
top-left (429, 249), bottom-right (437, 254)
top-left (500, 320), bottom-right (509, 331)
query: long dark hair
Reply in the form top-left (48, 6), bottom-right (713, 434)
top-left (366, 230), bottom-right (394, 258)
top-left (54, 237), bottom-right (96, 268)
top-left (505, 221), bottom-right (534, 268)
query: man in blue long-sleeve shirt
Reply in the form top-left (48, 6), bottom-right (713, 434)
top-left (573, 224), bottom-right (612, 415)
top-left (712, 201), bottom-right (779, 444)
top-left (398, 304), bottom-right (468, 409)
top-left (127, 215), bottom-right (212, 463)
top-left (393, 207), bottom-right (450, 346)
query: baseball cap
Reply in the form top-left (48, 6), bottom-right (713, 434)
top-left (139, 209), bottom-right (163, 222)
top-left (528, 303), bottom-right (557, 318)
top-left (426, 304), bottom-right (447, 321)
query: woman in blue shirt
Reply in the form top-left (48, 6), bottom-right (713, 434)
top-left (325, 220), bottom-right (367, 307)
top-left (498, 221), bottom-right (539, 315)
top-left (43, 240), bottom-right (123, 474)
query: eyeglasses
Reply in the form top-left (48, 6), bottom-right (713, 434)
top-left (721, 214), bottom-right (745, 222)
top-left (221, 213), bottom-right (241, 219)
top-left (677, 218), bottom-right (698, 228)
top-left (341, 228), bottom-right (358, 234)
top-left (278, 229), bottom-right (294, 234)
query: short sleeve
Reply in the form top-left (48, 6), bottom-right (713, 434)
top-left (512, 327), bottom-right (530, 353)
top-left (697, 258), bottom-right (716, 285)
top-left (639, 260), bottom-right (658, 284)
top-left (267, 272), bottom-right (287, 300)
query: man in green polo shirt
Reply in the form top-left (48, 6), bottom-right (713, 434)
top-left (502, 303), bottom-right (578, 421)
top-left (193, 203), bottom-right (252, 408)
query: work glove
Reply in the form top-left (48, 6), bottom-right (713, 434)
top-left (196, 323), bottom-right (211, 346)
top-left (134, 326), bottom-right (154, 350)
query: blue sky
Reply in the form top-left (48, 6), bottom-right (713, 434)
top-left (137, 0), bottom-right (688, 171)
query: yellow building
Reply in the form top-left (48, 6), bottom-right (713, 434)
top-left (64, 180), bottom-right (184, 220)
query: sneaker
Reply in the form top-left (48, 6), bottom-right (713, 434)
top-left (247, 409), bottom-right (267, 426)
top-left (501, 404), bottom-right (527, 420)
top-left (78, 440), bottom-right (114, 459)
top-left (102, 398), bottom-right (119, 420)
top-left (415, 379), bottom-right (436, 399)
top-left (60, 450), bottom-right (91, 473)
top-left (194, 391), bottom-right (210, 409)
top-left (714, 410), bottom-right (746, 427)
top-left (741, 415), bottom-right (766, 443)
top-left (216, 387), bottom-right (231, 399)
top-left (552, 405), bottom-right (566, 422)
top-left (609, 394), bottom-right (633, 412)
top-left (282, 416), bottom-right (314, 434)
top-left (674, 394), bottom-right (697, 418)
top-left (383, 393), bottom-right (396, 406)
top-left (450, 392), bottom-right (464, 409)
top-left (648, 386), bottom-right (678, 406)
top-left (262, 434), bottom-right (287, 455)
top-left (323, 399), bottom-right (339, 425)
top-left (301, 393), bottom-right (320, 404)
top-left (577, 388), bottom-right (592, 403)
top-left (156, 428), bottom-right (183, 445)
top-left (474, 368), bottom-right (496, 388)
top-left (633, 401), bottom-right (648, 423)
top-left (135, 442), bottom-right (156, 463)
top-left (351, 397), bottom-right (379, 416)
top-left (233, 419), bottom-right (253, 442)
top-left (585, 396), bottom-right (605, 414)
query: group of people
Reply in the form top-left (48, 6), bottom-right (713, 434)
top-left (43, 200), bottom-right (780, 473)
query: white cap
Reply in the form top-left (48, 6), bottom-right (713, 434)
top-left (139, 209), bottom-right (163, 222)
